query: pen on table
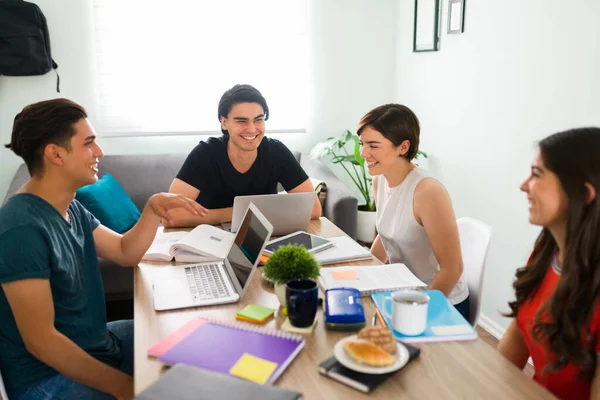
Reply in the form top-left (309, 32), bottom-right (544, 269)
top-left (375, 308), bottom-right (389, 329)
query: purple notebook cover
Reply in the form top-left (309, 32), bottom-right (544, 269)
top-left (158, 321), bottom-right (304, 383)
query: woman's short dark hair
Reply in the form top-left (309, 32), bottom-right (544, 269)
top-left (357, 104), bottom-right (420, 160)
top-left (217, 84), bottom-right (269, 135)
top-left (5, 98), bottom-right (87, 176)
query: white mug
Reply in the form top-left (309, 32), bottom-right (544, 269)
top-left (383, 290), bottom-right (430, 336)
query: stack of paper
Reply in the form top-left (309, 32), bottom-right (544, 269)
top-left (318, 263), bottom-right (426, 295)
top-left (313, 236), bottom-right (373, 265)
top-left (258, 235), bottom-right (372, 266)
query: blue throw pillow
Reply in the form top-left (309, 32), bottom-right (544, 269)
top-left (76, 172), bottom-right (141, 233)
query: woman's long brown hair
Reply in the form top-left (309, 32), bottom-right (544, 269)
top-left (506, 127), bottom-right (600, 378)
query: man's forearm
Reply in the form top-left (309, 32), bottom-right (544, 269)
top-left (29, 329), bottom-right (131, 398)
top-left (165, 207), bottom-right (233, 227)
top-left (120, 203), bottom-right (162, 264)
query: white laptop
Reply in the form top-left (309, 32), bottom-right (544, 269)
top-left (152, 203), bottom-right (273, 311)
top-left (226, 192), bottom-right (316, 236)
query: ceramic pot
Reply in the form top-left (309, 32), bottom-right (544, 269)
top-left (356, 209), bottom-right (377, 243)
top-left (274, 281), bottom-right (287, 307)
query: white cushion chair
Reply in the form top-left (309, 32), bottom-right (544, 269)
top-left (0, 369), bottom-right (8, 400)
top-left (457, 217), bottom-right (492, 326)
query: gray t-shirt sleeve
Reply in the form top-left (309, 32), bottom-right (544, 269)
top-left (0, 226), bottom-right (51, 283)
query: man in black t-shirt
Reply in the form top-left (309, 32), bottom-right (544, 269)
top-left (166, 84), bottom-right (321, 227)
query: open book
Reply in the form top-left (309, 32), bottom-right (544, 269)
top-left (142, 226), bottom-right (234, 263)
top-left (318, 263), bottom-right (426, 295)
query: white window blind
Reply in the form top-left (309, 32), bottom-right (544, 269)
top-left (93, 0), bottom-right (309, 136)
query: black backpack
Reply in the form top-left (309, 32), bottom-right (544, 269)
top-left (0, 0), bottom-right (60, 91)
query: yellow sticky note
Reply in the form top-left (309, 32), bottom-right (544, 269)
top-left (331, 270), bottom-right (360, 281)
top-left (229, 353), bottom-right (278, 384)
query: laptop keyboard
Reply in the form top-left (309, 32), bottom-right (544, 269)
top-left (185, 264), bottom-right (231, 301)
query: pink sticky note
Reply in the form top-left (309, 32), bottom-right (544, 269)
top-left (331, 270), bottom-right (360, 281)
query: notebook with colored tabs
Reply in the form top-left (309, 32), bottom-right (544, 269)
top-left (236, 304), bottom-right (275, 324)
top-left (148, 317), bottom-right (304, 384)
top-left (371, 290), bottom-right (478, 343)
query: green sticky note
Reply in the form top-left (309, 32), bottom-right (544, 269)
top-left (236, 304), bottom-right (275, 322)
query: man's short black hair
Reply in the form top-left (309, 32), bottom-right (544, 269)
top-left (217, 84), bottom-right (269, 135)
top-left (5, 98), bottom-right (88, 176)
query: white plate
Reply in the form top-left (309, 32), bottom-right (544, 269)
top-left (333, 334), bottom-right (410, 374)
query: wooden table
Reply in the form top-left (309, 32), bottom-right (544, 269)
top-left (134, 218), bottom-right (555, 399)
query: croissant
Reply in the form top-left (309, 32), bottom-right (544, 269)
top-left (343, 339), bottom-right (396, 367)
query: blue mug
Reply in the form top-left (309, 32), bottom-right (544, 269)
top-left (286, 279), bottom-right (318, 328)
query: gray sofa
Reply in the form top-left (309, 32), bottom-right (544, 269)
top-left (2, 153), bottom-right (358, 303)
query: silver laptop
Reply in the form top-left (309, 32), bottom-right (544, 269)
top-left (152, 203), bottom-right (273, 311)
top-left (226, 192), bottom-right (316, 236)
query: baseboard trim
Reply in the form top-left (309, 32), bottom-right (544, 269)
top-left (478, 313), bottom-right (506, 340)
top-left (478, 314), bottom-right (534, 367)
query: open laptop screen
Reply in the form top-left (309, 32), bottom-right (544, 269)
top-left (226, 206), bottom-right (270, 290)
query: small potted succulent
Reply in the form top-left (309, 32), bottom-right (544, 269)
top-left (263, 244), bottom-right (321, 306)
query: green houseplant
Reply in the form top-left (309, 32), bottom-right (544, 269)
top-left (311, 129), bottom-right (427, 241)
top-left (310, 129), bottom-right (376, 212)
top-left (263, 244), bottom-right (320, 306)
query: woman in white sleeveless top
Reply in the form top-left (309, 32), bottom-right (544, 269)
top-left (357, 104), bottom-right (470, 320)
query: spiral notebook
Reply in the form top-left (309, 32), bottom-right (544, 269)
top-left (318, 264), bottom-right (426, 296)
top-left (148, 318), bottom-right (305, 384)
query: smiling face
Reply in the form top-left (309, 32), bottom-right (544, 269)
top-left (358, 126), bottom-right (409, 175)
top-left (520, 151), bottom-right (569, 230)
top-left (59, 118), bottom-right (104, 188)
top-left (221, 102), bottom-right (265, 153)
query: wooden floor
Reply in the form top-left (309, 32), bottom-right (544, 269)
top-left (476, 325), bottom-right (535, 378)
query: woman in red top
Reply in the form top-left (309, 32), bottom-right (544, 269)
top-left (498, 127), bottom-right (600, 400)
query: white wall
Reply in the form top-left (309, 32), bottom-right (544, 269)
top-left (0, 0), bottom-right (97, 200)
top-left (0, 0), bottom-right (398, 199)
top-left (395, 0), bottom-right (600, 331)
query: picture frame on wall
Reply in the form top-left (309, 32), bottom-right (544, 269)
top-left (447, 0), bottom-right (465, 34)
top-left (413, 0), bottom-right (441, 52)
